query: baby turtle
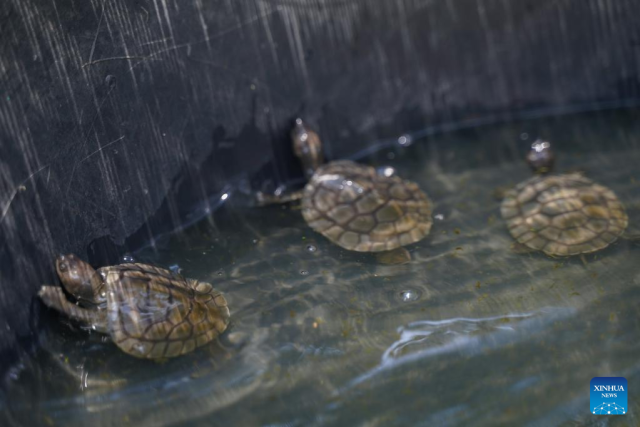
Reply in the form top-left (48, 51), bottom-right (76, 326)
top-left (501, 140), bottom-right (629, 256)
top-left (260, 119), bottom-right (433, 254)
top-left (302, 160), bottom-right (432, 252)
top-left (38, 254), bottom-right (230, 359)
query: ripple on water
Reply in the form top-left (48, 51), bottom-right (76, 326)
top-left (345, 307), bottom-right (573, 389)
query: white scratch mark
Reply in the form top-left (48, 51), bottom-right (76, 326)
top-left (194, 0), bottom-right (210, 51)
top-left (70, 188), bottom-right (117, 218)
top-left (65, 135), bottom-right (125, 196)
top-left (188, 57), bottom-right (288, 103)
top-left (64, 80), bottom-right (117, 195)
top-left (127, 5), bottom-right (282, 72)
top-left (282, 8), bottom-right (310, 86)
top-left (151, 0), bottom-right (170, 51)
top-left (395, 0), bottom-right (413, 54)
top-left (257, 1), bottom-right (279, 65)
top-left (138, 37), bottom-right (174, 47)
top-left (76, 135), bottom-right (125, 165)
top-left (139, 5), bottom-right (150, 23)
top-left (87, 2), bottom-right (106, 64)
top-left (160, 0), bottom-right (177, 48)
top-left (0, 164), bottom-right (49, 224)
top-left (82, 55), bottom-right (150, 68)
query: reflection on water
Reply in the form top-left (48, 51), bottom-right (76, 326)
top-left (4, 110), bottom-right (640, 426)
top-left (355, 310), bottom-right (567, 388)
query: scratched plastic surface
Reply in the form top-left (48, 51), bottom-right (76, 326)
top-left (4, 111), bottom-right (640, 426)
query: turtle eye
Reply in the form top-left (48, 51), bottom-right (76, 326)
top-left (58, 263), bottom-right (68, 272)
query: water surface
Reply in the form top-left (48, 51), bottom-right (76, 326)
top-left (4, 109), bottom-right (640, 426)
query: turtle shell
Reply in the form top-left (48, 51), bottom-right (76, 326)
top-left (501, 174), bottom-right (628, 256)
top-left (301, 161), bottom-right (433, 252)
top-left (103, 263), bottom-right (229, 359)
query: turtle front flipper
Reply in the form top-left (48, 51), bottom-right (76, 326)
top-left (622, 227), bottom-right (640, 242)
top-left (38, 286), bottom-right (108, 332)
top-left (509, 242), bottom-right (538, 255)
top-left (376, 247), bottom-right (412, 265)
top-left (492, 186), bottom-right (513, 201)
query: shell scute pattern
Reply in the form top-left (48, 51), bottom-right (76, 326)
top-left (302, 161), bottom-right (433, 252)
top-left (105, 263), bottom-right (229, 358)
top-left (349, 215), bottom-right (376, 233)
top-left (501, 174), bottom-right (628, 256)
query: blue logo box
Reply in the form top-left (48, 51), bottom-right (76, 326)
top-left (591, 377), bottom-right (627, 415)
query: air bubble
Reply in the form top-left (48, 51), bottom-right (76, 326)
top-left (434, 214), bottom-right (444, 221)
top-left (121, 254), bottom-right (135, 263)
top-left (397, 135), bottom-right (413, 147)
top-left (531, 139), bottom-right (550, 152)
top-left (300, 270), bottom-right (309, 276)
top-left (216, 270), bottom-right (224, 276)
top-left (377, 166), bottom-right (396, 177)
top-left (520, 133), bottom-right (529, 140)
top-left (387, 152), bottom-right (396, 160)
top-left (396, 289), bottom-right (421, 302)
top-left (169, 264), bottom-right (182, 274)
top-left (306, 245), bottom-right (317, 252)
top-left (105, 75), bottom-right (116, 88)
top-left (8, 365), bottom-right (21, 381)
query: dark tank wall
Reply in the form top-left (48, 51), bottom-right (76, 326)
top-left (1, 0), bottom-right (640, 366)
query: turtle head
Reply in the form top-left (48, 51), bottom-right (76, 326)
top-left (56, 254), bottom-right (103, 304)
top-left (526, 139), bottom-right (555, 174)
top-left (291, 118), bottom-right (324, 179)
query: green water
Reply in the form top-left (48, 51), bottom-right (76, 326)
top-left (4, 110), bottom-right (640, 426)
